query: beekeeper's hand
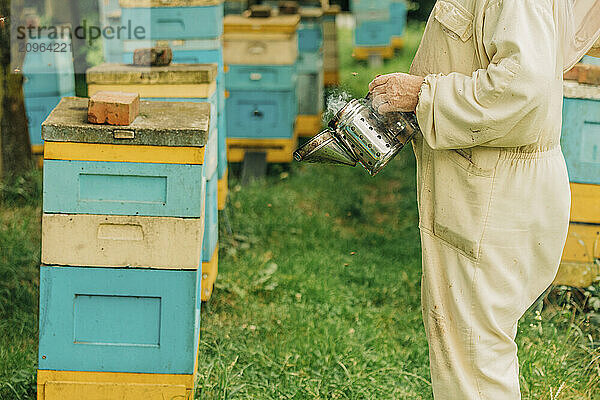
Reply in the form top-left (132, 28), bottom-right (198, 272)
top-left (369, 73), bottom-right (425, 114)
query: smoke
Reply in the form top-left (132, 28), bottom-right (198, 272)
top-left (322, 88), bottom-right (353, 124)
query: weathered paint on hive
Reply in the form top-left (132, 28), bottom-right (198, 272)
top-left (37, 370), bottom-right (194, 400)
top-left (42, 97), bottom-right (210, 147)
top-left (42, 212), bottom-right (205, 269)
top-left (86, 63), bottom-right (218, 85)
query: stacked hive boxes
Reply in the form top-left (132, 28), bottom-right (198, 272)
top-left (322, 4), bottom-right (341, 87)
top-left (555, 70), bottom-right (600, 287)
top-left (351, 0), bottom-right (394, 61)
top-left (22, 31), bottom-right (75, 157)
top-left (86, 63), bottom-right (220, 301)
top-left (37, 97), bottom-right (213, 398)
top-left (296, 7), bottom-right (324, 137)
top-left (389, 0), bottom-right (407, 50)
top-left (224, 13), bottom-right (300, 162)
top-left (120, 0), bottom-right (229, 210)
top-left (98, 0), bottom-right (124, 63)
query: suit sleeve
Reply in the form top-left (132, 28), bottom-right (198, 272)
top-left (415, 0), bottom-right (557, 149)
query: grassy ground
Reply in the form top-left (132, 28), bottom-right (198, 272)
top-left (0, 24), bottom-right (598, 400)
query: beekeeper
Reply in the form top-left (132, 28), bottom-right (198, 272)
top-left (368, 0), bottom-right (600, 398)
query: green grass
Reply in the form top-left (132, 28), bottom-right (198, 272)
top-left (0, 24), bottom-right (598, 400)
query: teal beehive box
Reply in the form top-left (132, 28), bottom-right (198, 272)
top-left (38, 266), bottom-right (200, 374)
top-left (120, 0), bottom-right (224, 40)
top-left (561, 81), bottom-right (600, 185)
top-left (43, 160), bottom-right (206, 218)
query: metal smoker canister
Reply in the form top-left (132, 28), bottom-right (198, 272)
top-left (295, 98), bottom-right (420, 175)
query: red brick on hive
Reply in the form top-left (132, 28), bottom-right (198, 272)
top-left (87, 91), bottom-right (140, 126)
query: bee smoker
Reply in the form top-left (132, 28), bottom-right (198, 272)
top-left (293, 96), bottom-right (420, 176)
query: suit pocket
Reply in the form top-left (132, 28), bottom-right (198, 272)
top-left (434, 0), bottom-right (474, 42)
top-left (430, 149), bottom-right (497, 260)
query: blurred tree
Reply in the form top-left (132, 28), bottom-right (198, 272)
top-left (0, 0), bottom-right (32, 178)
top-left (408, 0), bottom-right (435, 22)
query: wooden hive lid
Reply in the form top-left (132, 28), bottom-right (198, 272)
top-left (42, 97), bottom-right (211, 147)
top-left (86, 63), bottom-right (218, 85)
top-left (119, 0), bottom-right (222, 8)
top-left (224, 14), bottom-right (300, 34)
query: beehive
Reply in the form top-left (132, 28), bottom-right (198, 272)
top-left (296, 7), bottom-right (324, 137)
top-left (351, 0), bottom-right (394, 60)
top-left (224, 14), bottom-right (300, 162)
top-left (561, 81), bottom-right (600, 185)
top-left (118, 0), bottom-right (228, 207)
top-left (554, 78), bottom-right (600, 287)
top-left (322, 4), bottom-right (340, 87)
top-left (98, 0), bottom-right (123, 62)
top-left (22, 32), bottom-right (75, 155)
top-left (389, 1), bottom-right (407, 49)
top-left (86, 63), bottom-right (222, 256)
top-left (38, 97), bottom-right (214, 398)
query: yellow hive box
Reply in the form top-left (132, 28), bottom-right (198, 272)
top-left (87, 63), bottom-right (218, 99)
top-left (44, 142), bottom-right (206, 164)
top-left (224, 14), bottom-right (300, 35)
top-left (227, 133), bottom-right (298, 164)
top-left (561, 222), bottom-right (599, 263)
top-left (218, 169), bottom-right (228, 210)
top-left (201, 244), bottom-right (219, 301)
top-left (391, 36), bottom-right (405, 49)
top-left (352, 46), bottom-right (394, 60)
top-left (570, 182), bottom-right (600, 224)
top-left (555, 261), bottom-right (599, 287)
top-left (555, 222), bottom-right (600, 286)
top-left (37, 370), bottom-right (195, 400)
top-left (295, 114), bottom-right (323, 137)
top-left (324, 70), bottom-right (340, 86)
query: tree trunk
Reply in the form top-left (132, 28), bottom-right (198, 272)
top-left (0, 0), bottom-right (32, 178)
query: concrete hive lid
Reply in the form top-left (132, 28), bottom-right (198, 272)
top-left (42, 97), bottom-right (211, 147)
top-left (86, 63), bottom-right (219, 85)
top-left (224, 14), bottom-right (300, 34)
top-left (119, 0), bottom-right (223, 8)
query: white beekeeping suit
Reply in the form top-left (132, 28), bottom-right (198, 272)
top-left (406, 0), bottom-right (600, 399)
